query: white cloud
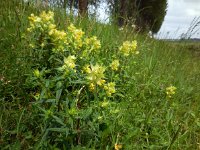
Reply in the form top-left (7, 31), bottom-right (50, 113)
top-left (157, 0), bottom-right (200, 39)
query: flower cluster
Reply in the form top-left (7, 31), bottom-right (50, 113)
top-left (119, 40), bottom-right (138, 56)
top-left (62, 55), bottom-right (76, 74)
top-left (110, 60), bottom-right (120, 71)
top-left (27, 11), bottom-right (54, 32)
top-left (49, 29), bottom-right (68, 52)
top-left (67, 24), bottom-right (85, 49)
top-left (27, 11), bottom-right (69, 52)
top-left (66, 24), bottom-right (101, 56)
top-left (166, 86), bottom-right (177, 98)
top-left (84, 64), bottom-right (106, 91)
top-left (27, 11), bottom-right (140, 98)
top-left (85, 36), bottom-right (101, 51)
top-left (104, 82), bottom-right (116, 96)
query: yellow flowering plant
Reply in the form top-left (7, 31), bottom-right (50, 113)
top-left (119, 40), bottom-right (138, 56)
top-left (25, 11), bottom-right (138, 149)
top-left (166, 85), bottom-right (177, 98)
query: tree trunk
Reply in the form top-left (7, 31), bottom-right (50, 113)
top-left (118, 0), bottom-right (127, 26)
top-left (78, 0), bottom-right (88, 17)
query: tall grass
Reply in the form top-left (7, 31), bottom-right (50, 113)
top-left (1, 1), bottom-right (200, 149)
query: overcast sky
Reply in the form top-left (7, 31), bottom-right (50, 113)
top-left (157, 0), bottom-right (200, 39)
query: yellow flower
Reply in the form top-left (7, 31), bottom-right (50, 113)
top-left (28, 11), bottom-right (54, 31)
top-left (83, 65), bottom-right (91, 74)
top-left (68, 23), bottom-right (76, 32)
top-left (76, 39), bottom-right (83, 48)
top-left (48, 24), bottom-right (56, 30)
top-left (33, 69), bottom-right (40, 78)
top-left (48, 29), bottom-right (68, 52)
top-left (130, 40), bottom-right (137, 53)
top-left (110, 60), bottom-right (120, 71)
top-left (74, 29), bottom-right (84, 40)
top-left (34, 92), bottom-right (40, 100)
top-left (29, 43), bottom-right (35, 48)
top-left (101, 101), bottom-right (110, 107)
top-left (63, 55), bottom-right (76, 69)
top-left (85, 36), bottom-right (101, 51)
top-left (104, 82), bottom-right (116, 96)
top-left (166, 86), bottom-right (177, 98)
top-left (67, 24), bottom-right (84, 49)
top-left (49, 29), bottom-right (67, 40)
top-left (89, 83), bottom-right (95, 91)
top-left (119, 40), bottom-right (138, 56)
top-left (98, 116), bottom-right (103, 121)
top-left (27, 27), bottom-right (32, 32)
top-left (115, 144), bottom-right (122, 150)
top-left (28, 14), bottom-right (41, 23)
top-left (28, 11), bottom-right (55, 32)
top-left (39, 11), bottom-right (54, 23)
top-left (86, 64), bottom-right (106, 87)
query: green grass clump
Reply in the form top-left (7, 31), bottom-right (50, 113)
top-left (0, 1), bottom-right (200, 149)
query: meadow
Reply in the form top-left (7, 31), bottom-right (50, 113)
top-left (0, 1), bottom-right (200, 149)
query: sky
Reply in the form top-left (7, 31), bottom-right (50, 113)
top-left (156, 0), bottom-right (200, 39)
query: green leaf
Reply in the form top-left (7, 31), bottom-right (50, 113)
top-left (48, 127), bottom-right (69, 134)
top-left (56, 89), bottom-right (62, 101)
top-left (82, 108), bottom-right (93, 120)
top-left (70, 80), bottom-right (87, 84)
top-left (52, 115), bottom-right (65, 126)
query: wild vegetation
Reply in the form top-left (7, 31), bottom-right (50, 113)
top-left (0, 1), bottom-right (200, 149)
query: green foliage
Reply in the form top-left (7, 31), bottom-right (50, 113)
top-left (1, 2), bottom-right (200, 150)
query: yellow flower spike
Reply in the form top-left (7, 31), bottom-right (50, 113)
top-left (110, 59), bottom-right (120, 71)
top-left (90, 36), bottom-right (101, 49)
top-left (85, 36), bottom-right (101, 50)
top-left (119, 41), bottom-right (130, 56)
top-left (63, 55), bottom-right (76, 69)
top-left (104, 82), bottom-right (116, 96)
top-left (40, 11), bottom-right (54, 23)
top-left (85, 38), bottom-right (90, 45)
top-left (33, 69), bottom-right (40, 78)
top-left (86, 64), bottom-right (106, 87)
top-left (97, 79), bottom-right (106, 86)
top-left (166, 86), bottom-right (177, 98)
top-left (130, 40), bottom-right (137, 52)
top-left (83, 65), bottom-right (91, 74)
top-left (68, 23), bottom-right (76, 32)
top-left (119, 40), bottom-right (138, 56)
top-left (101, 101), bottom-right (109, 108)
top-left (89, 83), bottom-right (95, 91)
top-left (74, 29), bottom-right (84, 40)
top-left (48, 24), bottom-right (56, 30)
top-left (49, 29), bottom-right (67, 40)
top-left (115, 144), bottom-right (122, 150)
